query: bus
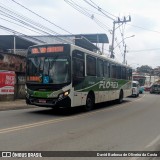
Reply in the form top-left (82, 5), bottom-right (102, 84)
top-left (25, 43), bottom-right (132, 111)
top-left (132, 74), bottom-right (146, 86)
top-left (133, 74), bottom-right (146, 93)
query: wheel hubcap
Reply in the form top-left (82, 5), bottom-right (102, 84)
top-left (87, 98), bottom-right (92, 107)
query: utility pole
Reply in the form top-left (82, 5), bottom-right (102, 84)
top-left (110, 21), bottom-right (115, 58)
top-left (110, 16), bottom-right (131, 59)
top-left (13, 35), bottom-right (16, 54)
top-left (123, 44), bottom-right (127, 64)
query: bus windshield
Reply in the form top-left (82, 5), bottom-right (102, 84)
top-left (132, 83), bottom-right (137, 87)
top-left (27, 55), bottom-right (71, 84)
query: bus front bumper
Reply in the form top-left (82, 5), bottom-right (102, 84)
top-left (26, 96), bottom-right (71, 108)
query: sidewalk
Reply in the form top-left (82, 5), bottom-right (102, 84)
top-left (0, 99), bottom-right (34, 111)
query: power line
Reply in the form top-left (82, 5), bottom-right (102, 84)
top-left (64, 0), bottom-right (111, 32)
top-left (83, 0), bottom-right (115, 20)
top-left (118, 23), bottom-right (125, 47)
top-left (84, 0), bottom-right (114, 20)
top-left (0, 16), bottom-right (42, 35)
top-left (130, 48), bottom-right (160, 52)
top-left (11, 0), bottom-right (73, 35)
top-left (87, 0), bottom-right (117, 18)
top-left (0, 4), bottom-right (73, 44)
top-left (0, 24), bottom-right (46, 44)
top-left (115, 36), bottom-right (124, 57)
top-left (128, 24), bottom-right (160, 34)
top-left (0, 9), bottom-right (53, 35)
top-left (77, 0), bottom-right (131, 59)
top-left (79, 6), bottom-right (106, 17)
top-left (2, 0), bottom-right (99, 48)
top-left (83, 0), bottom-right (131, 59)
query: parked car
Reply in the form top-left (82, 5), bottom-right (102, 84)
top-left (150, 84), bottom-right (160, 94)
top-left (144, 86), bottom-right (151, 92)
top-left (139, 86), bottom-right (144, 94)
top-left (132, 81), bottom-right (140, 97)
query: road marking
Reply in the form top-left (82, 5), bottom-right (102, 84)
top-left (145, 134), bottom-right (160, 148)
top-left (129, 134), bottom-right (160, 160)
top-left (0, 95), bottom-right (145, 134)
top-left (129, 157), bottom-right (139, 160)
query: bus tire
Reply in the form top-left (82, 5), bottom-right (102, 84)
top-left (117, 90), bottom-right (123, 104)
top-left (85, 92), bottom-right (95, 111)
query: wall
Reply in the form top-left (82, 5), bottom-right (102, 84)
top-left (0, 52), bottom-right (26, 72)
top-left (0, 52), bottom-right (26, 101)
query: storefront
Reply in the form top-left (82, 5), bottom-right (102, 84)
top-left (0, 71), bottom-right (15, 100)
top-left (0, 52), bottom-right (26, 101)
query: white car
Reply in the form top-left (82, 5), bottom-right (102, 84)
top-left (132, 81), bottom-right (140, 97)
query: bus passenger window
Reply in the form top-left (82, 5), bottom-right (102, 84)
top-left (111, 64), bottom-right (117, 79)
top-left (108, 63), bottom-right (111, 78)
top-left (126, 68), bottom-right (129, 80)
top-left (72, 50), bottom-right (85, 86)
top-left (129, 69), bottom-right (132, 80)
top-left (117, 66), bottom-right (122, 79)
top-left (97, 59), bottom-right (104, 77)
top-left (87, 56), bottom-right (96, 76)
top-left (122, 67), bottom-right (127, 79)
top-left (73, 58), bottom-right (84, 78)
top-left (104, 62), bottom-right (108, 78)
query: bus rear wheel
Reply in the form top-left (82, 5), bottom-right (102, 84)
top-left (117, 90), bottom-right (123, 104)
top-left (85, 93), bottom-right (95, 111)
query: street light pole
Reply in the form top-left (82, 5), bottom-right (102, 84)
top-left (123, 35), bottom-right (135, 64)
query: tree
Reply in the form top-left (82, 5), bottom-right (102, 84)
top-left (136, 65), bottom-right (153, 74)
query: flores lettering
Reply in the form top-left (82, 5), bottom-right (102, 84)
top-left (99, 81), bottom-right (118, 89)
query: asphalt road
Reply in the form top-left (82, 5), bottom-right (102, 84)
top-left (0, 93), bottom-right (160, 160)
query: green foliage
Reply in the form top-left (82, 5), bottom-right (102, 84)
top-left (137, 65), bottom-right (153, 74)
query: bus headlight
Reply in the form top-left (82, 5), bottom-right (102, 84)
top-left (58, 91), bottom-right (70, 99)
top-left (64, 91), bottom-right (69, 96)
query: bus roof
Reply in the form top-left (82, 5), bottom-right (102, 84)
top-left (70, 44), bottom-right (132, 69)
top-left (28, 43), bottom-right (132, 69)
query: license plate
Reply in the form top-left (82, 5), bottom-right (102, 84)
top-left (39, 99), bottom-right (46, 103)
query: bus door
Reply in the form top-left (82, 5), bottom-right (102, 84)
top-left (72, 50), bottom-right (85, 106)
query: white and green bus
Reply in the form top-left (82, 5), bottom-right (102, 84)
top-left (26, 43), bottom-right (132, 111)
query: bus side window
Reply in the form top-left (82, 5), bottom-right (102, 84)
top-left (122, 67), bottom-right (127, 79)
top-left (97, 59), bottom-right (104, 77)
top-left (111, 64), bottom-right (117, 79)
top-left (86, 55), bottom-right (96, 76)
top-left (73, 58), bottom-right (84, 78)
top-left (104, 61), bottom-right (108, 78)
top-left (72, 50), bottom-right (85, 86)
top-left (117, 66), bottom-right (121, 79)
top-left (127, 68), bottom-right (132, 80)
top-left (129, 69), bottom-right (132, 80)
top-left (108, 63), bottom-right (111, 78)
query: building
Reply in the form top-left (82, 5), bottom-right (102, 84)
top-left (0, 35), bottom-right (35, 101)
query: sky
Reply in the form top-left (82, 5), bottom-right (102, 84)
top-left (0, 0), bottom-right (160, 68)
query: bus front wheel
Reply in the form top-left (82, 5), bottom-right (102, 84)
top-left (85, 93), bottom-right (95, 111)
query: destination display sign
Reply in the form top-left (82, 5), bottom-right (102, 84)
top-left (31, 46), bottom-right (64, 54)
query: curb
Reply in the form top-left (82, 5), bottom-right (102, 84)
top-left (0, 100), bottom-right (34, 111)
